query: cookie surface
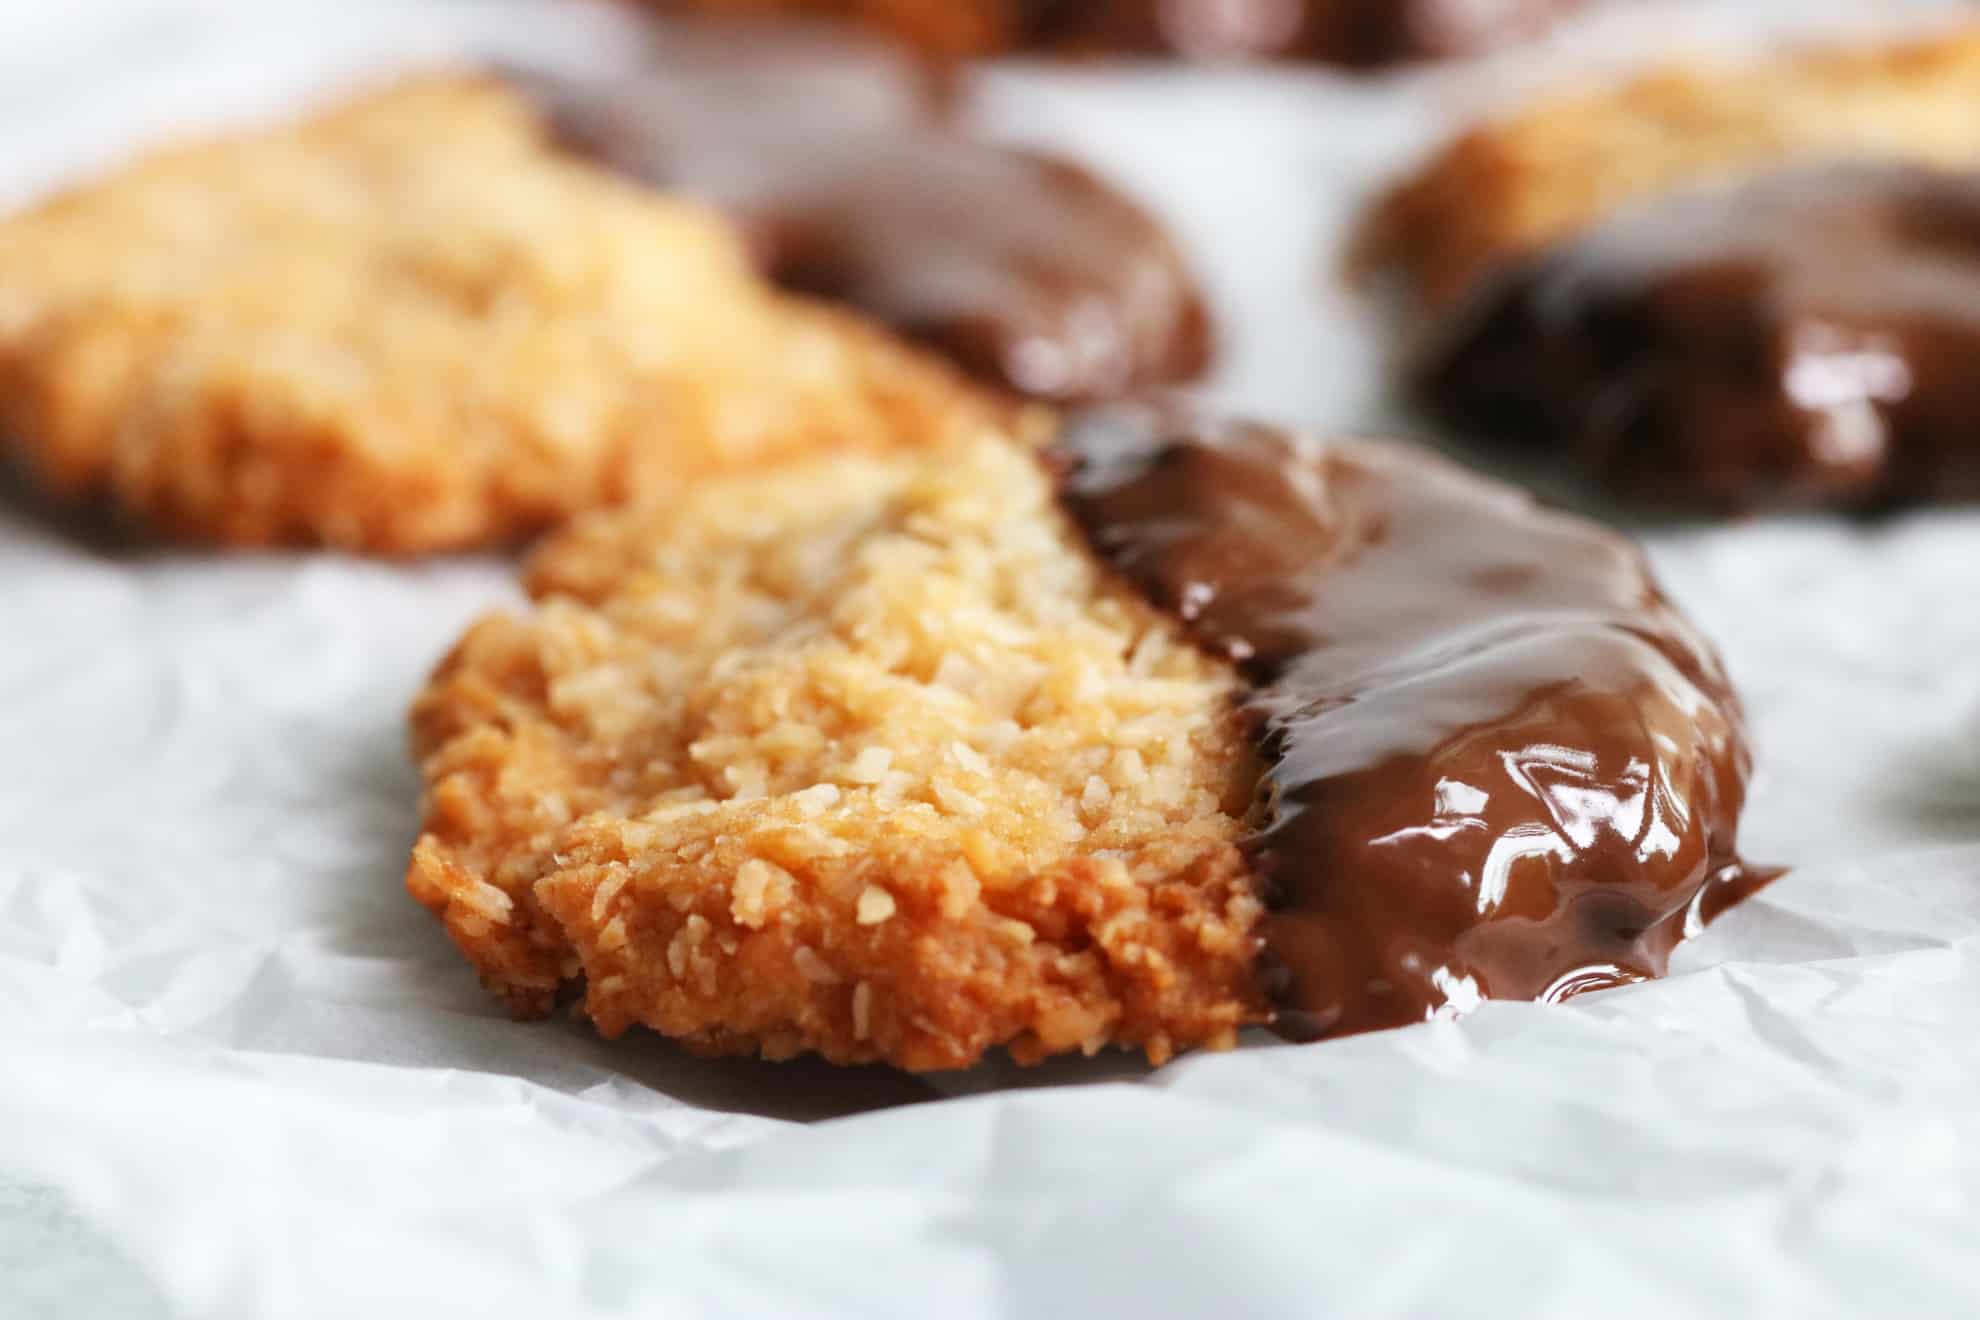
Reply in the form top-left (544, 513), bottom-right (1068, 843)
top-left (1361, 27), bottom-right (1980, 315)
top-left (0, 77), bottom-right (995, 552)
top-left (407, 430), bottom-right (1266, 1069)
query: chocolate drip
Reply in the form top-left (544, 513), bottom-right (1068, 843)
top-left (518, 26), bottom-right (1211, 401)
top-left (1420, 163), bottom-right (1980, 511)
top-left (1050, 405), bottom-right (1770, 1040)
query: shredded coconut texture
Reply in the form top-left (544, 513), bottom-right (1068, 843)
top-left (0, 76), bottom-right (998, 551)
top-left (407, 433), bottom-right (1267, 1069)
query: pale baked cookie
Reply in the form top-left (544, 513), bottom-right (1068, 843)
top-left (1360, 26), bottom-right (1980, 315)
top-left (406, 432), bottom-right (1266, 1069)
top-left (0, 77), bottom-right (993, 552)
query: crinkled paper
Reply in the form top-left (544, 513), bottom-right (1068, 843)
top-left (2, 2), bottom-right (1977, 1316)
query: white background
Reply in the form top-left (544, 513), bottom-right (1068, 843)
top-left (2, 2), bottom-right (1977, 1316)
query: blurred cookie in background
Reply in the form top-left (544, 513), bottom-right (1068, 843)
top-left (1360, 27), bottom-right (1980, 512)
top-left (646, 0), bottom-right (1582, 66)
top-left (521, 17), bottom-right (1212, 401)
top-left (0, 76), bottom-right (1002, 552)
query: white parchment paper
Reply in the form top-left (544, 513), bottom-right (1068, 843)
top-left (2, 3), bottom-right (1977, 1316)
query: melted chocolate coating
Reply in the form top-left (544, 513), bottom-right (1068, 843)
top-left (1420, 163), bottom-right (1980, 511)
top-left (523, 28), bottom-right (1211, 401)
top-left (1050, 404), bottom-right (1769, 1040)
top-left (653, 1), bottom-right (1581, 66)
top-left (1029, 0), bottom-right (1581, 66)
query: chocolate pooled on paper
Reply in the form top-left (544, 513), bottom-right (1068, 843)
top-left (1419, 164), bottom-right (1980, 511)
top-left (1049, 404), bottom-right (1771, 1039)
top-left (519, 23), bottom-right (1211, 401)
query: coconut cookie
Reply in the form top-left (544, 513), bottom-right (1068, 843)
top-left (1359, 28), bottom-right (1980, 510)
top-left (408, 408), bottom-right (1769, 1071)
top-left (1419, 164), bottom-right (1980, 510)
top-left (407, 431), bottom-right (1267, 1069)
top-left (1360, 27), bottom-right (1980, 316)
top-left (533, 55), bottom-right (1214, 404)
top-left (0, 77), bottom-right (995, 552)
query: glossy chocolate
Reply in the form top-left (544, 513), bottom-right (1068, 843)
top-left (654, 1), bottom-right (1582, 66)
top-left (1050, 404), bottom-right (1767, 1040)
top-left (1420, 163), bottom-right (1980, 511)
top-left (524, 28), bottom-right (1211, 401)
top-left (1027, 0), bottom-right (1582, 66)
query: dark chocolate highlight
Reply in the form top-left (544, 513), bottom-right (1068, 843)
top-left (1024, 0), bottom-right (1583, 66)
top-left (1420, 162), bottom-right (1980, 511)
top-left (1050, 404), bottom-right (1770, 1040)
top-left (514, 28), bottom-right (1211, 401)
